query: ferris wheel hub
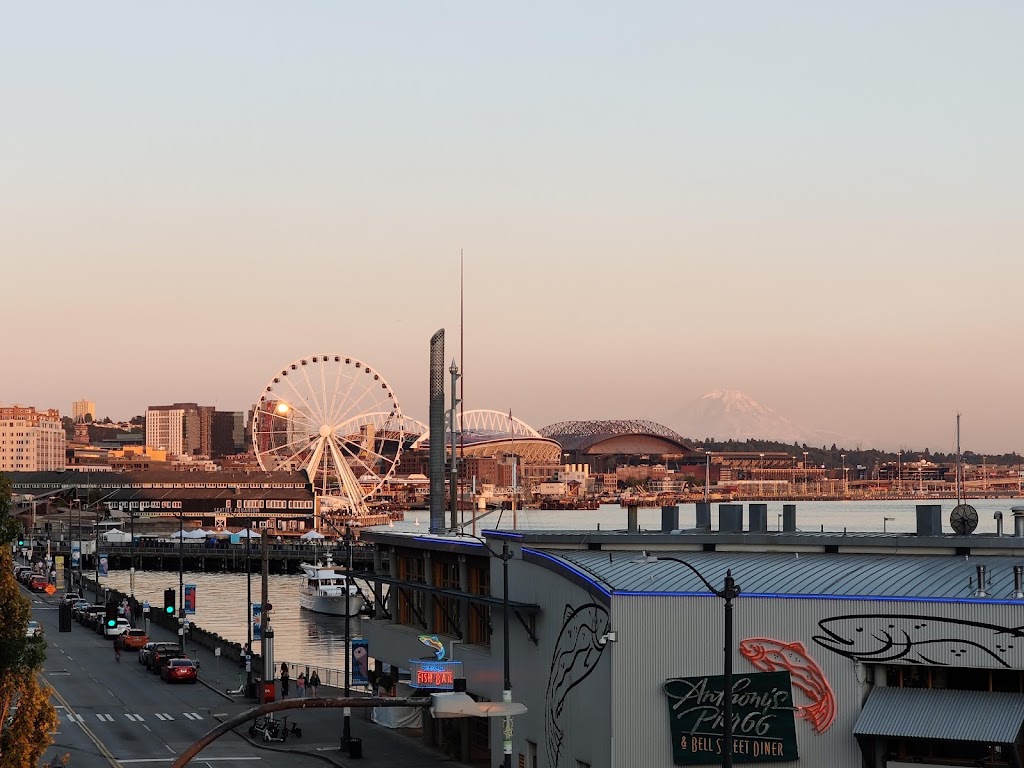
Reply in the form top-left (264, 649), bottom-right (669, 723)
top-left (319, 424), bottom-right (333, 438)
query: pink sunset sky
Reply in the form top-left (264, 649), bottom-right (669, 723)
top-left (2, 3), bottom-right (1022, 454)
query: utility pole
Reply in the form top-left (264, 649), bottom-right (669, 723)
top-left (261, 525), bottom-right (274, 706)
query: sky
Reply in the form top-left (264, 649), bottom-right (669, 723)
top-left (2, 2), bottom-right (1022, 454)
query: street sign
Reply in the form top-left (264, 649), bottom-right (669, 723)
top-left (44, 584), bottom-right (56, 595)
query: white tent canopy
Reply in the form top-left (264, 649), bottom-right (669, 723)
top-left (235, 529), bottom-right (261, 539)
top-left (300, 530), bottom-right (325, 540)
top-left (102, 528), bottom-right (125, 537)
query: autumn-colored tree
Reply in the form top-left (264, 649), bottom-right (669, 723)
top-left (0, 473), bottom-right (59, 767)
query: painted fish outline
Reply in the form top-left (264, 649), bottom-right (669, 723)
top-left (814, 614), bottom-right (1024, 668)
top-left (739, 637), bottom-right (836, 734)
top-left (418, 634), bottom-right (446, 661)
top-left (544, 603), bottom-right (609, 768)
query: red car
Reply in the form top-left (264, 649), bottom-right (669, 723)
top-left (28, 575), bottom-right (48, 592)
top-left (160, 658), bottom-right (198, 684)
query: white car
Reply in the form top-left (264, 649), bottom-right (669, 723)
top-left (103, 618), bottom-right (131, 638)
top-left (62, 592), bottom-right (81, 604)
top-left (26, 621), bottom-right (42, 638)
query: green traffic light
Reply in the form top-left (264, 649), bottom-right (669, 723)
top-left (107, 619), bottom-right (116, 627)
top-left (165, 606), bottom-right (174, 614)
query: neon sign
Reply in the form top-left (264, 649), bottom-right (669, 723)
top-left (408, 660), bottom-right (463, 690)
top-left (418, 634), bottom-right (446, 661)
top-left (739, 638), bottom-right (835, 734)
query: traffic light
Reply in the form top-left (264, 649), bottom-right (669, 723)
top-left (17, 538), bottom-right (25, 546)
top-left (164, 588), bottom-right (175, 615)
top-left (105, 603), bottom-right (117, 628)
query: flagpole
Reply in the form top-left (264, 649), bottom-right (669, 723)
top-left (509, 409), bottom-right (517, 530)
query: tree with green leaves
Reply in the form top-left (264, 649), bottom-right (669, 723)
top-left (0, 473), bottom-right (59, 767)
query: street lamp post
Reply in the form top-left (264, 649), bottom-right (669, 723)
top-left (644, 555), bottom-right (741, 767)
top-left (246, 522), bottom-right (253, 696)
top-left (458, 533), bottom-right (515, 768)
top-left (758, 453), bottom-right (764, 497)
top-left (802, 451), bottom-right (809, 496)
top-left (840, 454), bottom-right (847, 498)
top-left (179, 511), bottom-right (185, 653)
top-left (342, 527), bottom-right (353, 751)
top-left (897, 450), bottom-right (902, 496)
top-left (883, 517), bottom-right (895, 533)
top-left (130, 508), bottom-right (136, 601)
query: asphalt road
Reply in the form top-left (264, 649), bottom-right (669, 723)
top-left (26, 584), bottom-right (325, 768)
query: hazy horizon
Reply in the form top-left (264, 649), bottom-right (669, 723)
top-left (2, 3), bottom-right (1022, 454)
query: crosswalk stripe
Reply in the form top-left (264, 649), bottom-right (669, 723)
top-left (66, 714), bottom-right (84, 723)
top-left (182, 712), bottom-right (203, 720)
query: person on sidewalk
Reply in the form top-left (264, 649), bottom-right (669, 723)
top-left (297, 672), bottom-right (306, 698)
top-left (309, 670), bottom-right (320, 697)
top-left (280, 662), bottom-right (290, 698)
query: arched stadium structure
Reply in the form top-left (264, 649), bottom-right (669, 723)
top-left (411, 409), bottom-right (562, 463)
top-left (539, 419), bottom-right (699, 473)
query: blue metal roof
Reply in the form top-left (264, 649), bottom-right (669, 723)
top-left (535, 549), bottom-right (1024, 602)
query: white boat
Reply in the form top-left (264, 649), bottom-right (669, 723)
top-left (298, 559), bottom-right (364, 617)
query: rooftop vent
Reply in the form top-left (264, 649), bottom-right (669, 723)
top-left (719, 504), bottom-right (743, 533)
top-left (916, 504), bottom-right (942, 537)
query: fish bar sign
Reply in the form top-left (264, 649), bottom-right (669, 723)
top-left (663, 670), bottom-right (798, 764)
top-left (408, 660), bottom-right (464, 690)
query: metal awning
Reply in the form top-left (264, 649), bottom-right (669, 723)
top-left (855, 687), bottom-right (1024, 744)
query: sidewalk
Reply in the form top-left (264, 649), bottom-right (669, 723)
top-left (86, 579), bottom-right (478, 768)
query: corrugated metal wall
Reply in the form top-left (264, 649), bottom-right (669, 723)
top-left (508, 553), bottom-right (614, 768)
top-left (612, 594), bottom-right (1024, 768)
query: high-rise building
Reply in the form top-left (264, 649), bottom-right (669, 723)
top-left (72, 399), bottom-right (96, 423)
top-left (146, 404), bottom-right (202, 456)
top-left (146, 403), bottom-right (245, 458)
top-left (0, 405), bottom-right (66, 471)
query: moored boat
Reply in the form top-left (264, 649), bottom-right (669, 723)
top-left (298, 559), bottom-right (364, 617)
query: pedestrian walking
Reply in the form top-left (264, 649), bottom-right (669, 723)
top-left (297, 672), bottom-right (306, 698)
top-left (280, 662), bottom-right (290, 698)
top-left (309, 670), bottom-right (320, 697)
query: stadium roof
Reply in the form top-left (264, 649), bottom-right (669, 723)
top-left (539, 419), bottom-right (694, 454)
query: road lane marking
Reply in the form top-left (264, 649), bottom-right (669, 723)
top-left (66, 714), bottom-right (84, 723)
top-left (47, 681), bottom-right (121, 767)
top-left (119, 759), bottom-right (262, 764)
top-left (182, 712), bottom-right (203, 720)
top-left (96, 713), bottom-right (115, 721)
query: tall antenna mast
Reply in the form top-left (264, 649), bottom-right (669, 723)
top-left (460, 250), bottom-right (465, 531)
top-left (956, 412), bottom-right (963, 507)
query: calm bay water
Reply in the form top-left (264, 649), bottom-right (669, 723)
top-left (99, 497), bottom-right (1020, 670)
top-left (98, 569), bottom-right (367, 674)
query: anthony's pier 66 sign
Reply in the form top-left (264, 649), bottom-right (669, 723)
top-left (663, 671), bottom-right (798, 764)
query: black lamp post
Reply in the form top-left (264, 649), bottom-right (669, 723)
top-left (459, 533), bottom-right (514, 768)
top-left (342, 526), bottom-right (353, 750)
top-left (246, 521), bottom-right (253, 695)
top-left (646, 555), bottom-right (741, 768)
top-left (178, 511), bottom-right (185, 653)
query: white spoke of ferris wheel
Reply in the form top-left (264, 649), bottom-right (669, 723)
top-left (281, 373), bottom-right (326, 426)
top-left (327, 358), bottom-right (345, 428)
top-left (326, 366), bottom-right (361, 425)
top-left (262, 395), bottom-right (319, 434)
top-left (326, 436), bottom-right (371, 517)
top-left (331, 378), bottom-right (382, 428)
top-left (267, 433), bottom-right (318, 472)
top-left (334, 430), bottom-right (391, 473)
top-left (298, 363), bottom-right (327, 425)
top-left (254, 431), bottom-right (315, 464)
top-left (304, 436), bottom-right (328, 487)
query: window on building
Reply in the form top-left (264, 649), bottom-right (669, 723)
top-left (467, 562), bottom-right (491, 647)
top-left (398, 554), bottom-right (427, 628)
top-left (433, 559), bottom-right (461, 637)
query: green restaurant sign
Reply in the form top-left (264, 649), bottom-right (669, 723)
top-left (663, 670), bottom-right (798, 764)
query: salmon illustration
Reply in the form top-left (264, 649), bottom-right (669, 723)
top-left (544, 604), bottom-right (610, 768)
top-left (739, 637), bottom-right (836, 734)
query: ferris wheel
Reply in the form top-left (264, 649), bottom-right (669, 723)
top-left (252, 355), bottom-right (405, 515)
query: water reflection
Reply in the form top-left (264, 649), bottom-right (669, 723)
top-left (99, 570), bottom-right (363, 671)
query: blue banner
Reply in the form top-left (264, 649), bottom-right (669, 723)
top-left (98, 554), bottom-right (108, 576)
top-left (183, 584), bottom-right (196, 615)
top-left (352, 639), bottom-right (369, 684)
top-left (252, 604), bottom-right (262, 640)
top-left (71, 546), bottom-right (80, 568)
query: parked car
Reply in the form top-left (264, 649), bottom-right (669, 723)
top-left (25, 621), bottom-right (42, 638)
top-left (71, 600), bottom-right (90, 618)
top-left (139, 642), bottom-right (178, 667)
top-left (81, 605), bottom-right (106, 627)
top-left (148, 646), bottom-right (186, 673)
top-left (103, 618), bottom-right (131, 638)
top-left (160, 658), bottom-right (198, 684)
top-left (29, 575), bottom-right (48, 592)
top-left (62, 592), bottom-right (81, 604)
top-left (121, 629), bottom-right (149, 650)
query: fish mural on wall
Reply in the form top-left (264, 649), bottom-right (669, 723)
top-left (739, 638), bottom-right (836, 734)
top-left (545, 603), bottom-right (610, 768)
top-left (813, 614), bottom-right (1024, 668)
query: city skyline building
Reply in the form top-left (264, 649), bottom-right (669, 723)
top-left (72, 399), bottom-right (96, 423)
top-left (145, 402), bottom-right (245, 459)
top-left (0, 404), bottom-right (66, 472)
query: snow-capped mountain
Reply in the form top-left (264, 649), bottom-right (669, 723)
top-left (672, 389), bottom-right (862, 447)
